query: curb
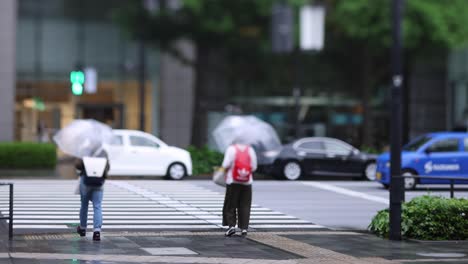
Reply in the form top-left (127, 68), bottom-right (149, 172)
top-left (407, 238), bottom-right (468, 244)
top-left (0, 169), bottom-right (57, 177)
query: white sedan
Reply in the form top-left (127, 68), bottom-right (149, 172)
top-left (103, 129), bottom-right (192, 180)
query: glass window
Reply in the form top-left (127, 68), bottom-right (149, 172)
top-left (404, 135), bottom-right (433, 151)
top-left (109, 135), bottom-right (123, 146)
top-left (325, 142), bottom-right (351, 155)
top-left (464, 138), bottom-right (468, 151)
top-left (297, 141), bottom-right (324, 152)
top-left (427, 139), bottom-right (459, 153)
top-left (129, 136), bottom-right (159, 148)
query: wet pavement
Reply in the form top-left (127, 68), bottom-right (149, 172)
top-left (0, 230), bottom-right (467, 264)
top-left (1, 175), bottom-right (467, 263)
top-left (285, 233), bottom-right (468, 263)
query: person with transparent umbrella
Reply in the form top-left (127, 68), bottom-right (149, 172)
top-left (221, 138), bottom-right (257, 237)
top-left (53, 119), bottom-right (113, 241)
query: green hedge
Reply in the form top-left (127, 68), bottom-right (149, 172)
top-left (188, 146), bottom-right (223, 176)
top-left (0, 143), bottom-right (57, 169)
top-left (369, 195), bottom-right (468, 240)
top-left (360, 145), bottom-right (383, 154)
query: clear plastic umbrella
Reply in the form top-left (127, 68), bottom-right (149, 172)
top-left (53, 119), bottom-right (114, 158)
top-left (212, 115), bottom-right (282, 154)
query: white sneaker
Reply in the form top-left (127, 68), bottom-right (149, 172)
top-left (241, 229), bottom-right (248, 236)
top-left (225, 227), bottom-right (236, 237)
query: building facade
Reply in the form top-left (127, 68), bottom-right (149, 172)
top-left (15, 0), bottom-right (160, 142)
top-left (0, 0), bottom-right (17, 142)
top-left (0, 0), bottom-right (467, 149)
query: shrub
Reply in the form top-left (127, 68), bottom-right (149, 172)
top-left (187, 146), bottom-right (223, 175)
top-left (368, 209), bottom-right (390, 238)
top-left (360, 145), bottom-right (382, 154)
top-left (369, 195), bottom-right (468, 240)
top-left (0, 143), bottom-right (57, 169)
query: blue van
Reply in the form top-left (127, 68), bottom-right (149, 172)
top-left (376, 132), bottom-right (468, 189)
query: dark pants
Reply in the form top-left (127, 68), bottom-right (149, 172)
top-left (222, 183), bottom-right (252, 229)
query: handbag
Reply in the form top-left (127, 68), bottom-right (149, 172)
top-left (212, 167), bottom-right (226, 187)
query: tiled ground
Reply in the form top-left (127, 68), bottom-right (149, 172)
top-left (2, 232), bottom-right (300, 263)
top-left (284, 234), bottom-right (468, 262)
top-left (1, 231), bottom-right (467, 264)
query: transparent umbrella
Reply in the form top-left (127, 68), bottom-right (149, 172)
top-left (212, 115), bottom-right (282, 154)
top-left (53, 119), bottom-right (114, 158)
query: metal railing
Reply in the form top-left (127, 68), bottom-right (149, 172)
top-left (0, 183), bottom-right (13, 239)
top-left (397, 175), bottom-right (468, 198)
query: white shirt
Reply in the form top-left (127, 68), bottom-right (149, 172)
top-left (222, 144), bottom-right (257, 185)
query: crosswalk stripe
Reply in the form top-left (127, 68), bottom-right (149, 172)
top-left (11, 216), bottom-right (201, 220)
top-left (86, 225), bottom-right (219, 229)
top-left (6, 204), bottom-right (163, 207)
top-left (249, 224), bottom-right (325, 228)
top-left (13, 225), bottom-right (69, 229)
top-left (3, 211), bottom-right (285, 216)
top-left (3, 211), bottom-right (188, 215)
top-left (9, 220), bottom-right (211, 224)
top-left (0, 180), bottom-right (325, 231)
top-left (8, 215), bottom-right (297, 220)
top-left (1, 208), bottom-right (179, 212)
top-left (12, 225), bottom-right (218, 229)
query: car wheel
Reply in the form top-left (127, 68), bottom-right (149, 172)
top-left (403, 170), bottom-right (417, 190)
top-left (363, 162), bottom-right (377, 181)
top-left (166, 163), bottom-right (187, 180)
top-left (282, 161), bottom-right (302, 181)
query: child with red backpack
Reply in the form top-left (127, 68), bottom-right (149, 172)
top-left (221, 141), bottom-right (257, 236)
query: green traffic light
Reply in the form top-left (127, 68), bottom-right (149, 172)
top-left (70, 71), bottom-right (85, 84)
top-left (70, 70), bottom-right (85, 95)
top-left (72, 83), bottom-right (83, 95)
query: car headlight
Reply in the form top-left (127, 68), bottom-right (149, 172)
top-left (386, 162), bottom-right (391, 168)
top-left (263, 150), bottom-right (280, 158)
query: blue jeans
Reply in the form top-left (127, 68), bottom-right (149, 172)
top-left (79, 178), bottom-right (103, 231)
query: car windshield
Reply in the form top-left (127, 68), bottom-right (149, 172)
top-left (403, 135), bottom-right (432, 151)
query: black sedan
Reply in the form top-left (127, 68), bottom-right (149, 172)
top-left (264, 137), bottom-right (377, 181)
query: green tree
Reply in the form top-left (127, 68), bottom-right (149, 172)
top-left (113, 0), bottom-right (306, 145)
top-left (114, 0), bottom-right (468, 146)
top-left (326, 0), bottom-right (468, 145)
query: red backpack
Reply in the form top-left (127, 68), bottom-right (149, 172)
top-left (232, 145), bottom-right (252, 182)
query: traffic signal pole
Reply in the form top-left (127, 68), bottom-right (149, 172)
top-left (389, 0), bottom-right (404, 241)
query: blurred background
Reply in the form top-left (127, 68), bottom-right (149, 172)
top-left (1, 0), bottom-right (468, 151)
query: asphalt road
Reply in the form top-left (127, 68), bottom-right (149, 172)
top-left (193, 179), bottom-right (468, 230)
top-left (2, 178), bottom-right (468, 232)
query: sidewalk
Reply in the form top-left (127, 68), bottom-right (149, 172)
top-left (1, 229), bottom-right (467, 264)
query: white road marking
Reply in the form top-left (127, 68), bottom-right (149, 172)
top-left (10, 220), bottom-right (210, 224)
top-left (1, 180), bottom-right (325, 230)
top-left (13, 225), bottom-right (69, 229)
top-left (11, 216), bottom-right (200, 220)
top-left (205, 219), bottom-right (311, 224)
top-left (4, 211), bottom-right (187, 215)
top-left (249, 224), bottom-right (324, 228)
top-left (12, 225), bottom-right (218, 229)
top-left (1, 208), bottom-right (179, 211)
top-left (302, 182), bottom-right (389, 205)
top-left (92, 225), bottom-right (220, 229)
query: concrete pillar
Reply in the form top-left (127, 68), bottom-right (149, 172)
top-left (0, 0), bottom-right (16, 142)
top-left (159, 40), bottom-right (195, 148)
